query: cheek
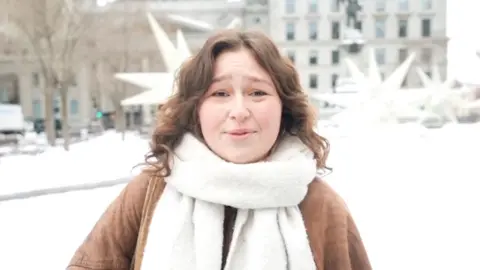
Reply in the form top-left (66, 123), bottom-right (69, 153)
top-left (198, 102), bottom-right (225, 132)
top-left (253, 100), bottom-right (282, 130)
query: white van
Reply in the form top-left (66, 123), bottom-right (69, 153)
top-left (0, 104), bottom-right (25, 135)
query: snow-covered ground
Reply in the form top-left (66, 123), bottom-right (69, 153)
top-left (0, 124), bottom-right (479, 269)
top-left (0, 131), bottom-right (149, 196)
top-left (0, 185), bottom-right (125, 269)
top-left (325, 123), bottom-right (480, 270)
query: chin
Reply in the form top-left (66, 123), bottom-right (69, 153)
top-left (222, 152), bottom-right (266, 164)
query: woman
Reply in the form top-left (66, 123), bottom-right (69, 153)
top-left (68, 30), bottom-right (371, 270)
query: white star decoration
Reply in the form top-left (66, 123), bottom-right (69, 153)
top-left (116, 13), bottom-right (242, 106)
top-left (414, 65), bottom-right (479, 123)
top-left (311, 49), bottom-right (426, 127)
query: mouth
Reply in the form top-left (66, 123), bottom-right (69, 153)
top-left (227, 130), bottom-right (255, 138)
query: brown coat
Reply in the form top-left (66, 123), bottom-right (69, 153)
top-left (67, 171), bottom-right (371, 270)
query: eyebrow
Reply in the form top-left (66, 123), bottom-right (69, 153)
top-left (212, 74), bottom-right (273, 87)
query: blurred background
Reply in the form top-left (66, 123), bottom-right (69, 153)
top-left (0, 0), bottom-right (479, 269)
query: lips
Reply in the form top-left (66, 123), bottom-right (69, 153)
top-left (230, 131), bottom-right (250, 135)
top-left (227, 129), bottom-right (253, 135)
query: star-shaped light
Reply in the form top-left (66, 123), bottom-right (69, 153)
top-left (414, 66), bottom-right (479, 123)
top-left (311, 49), bottom-right (427, 127)
top-left (311, 49), bottom-right (415, 108)
top-left (116, 13), bottom-right (242, 106)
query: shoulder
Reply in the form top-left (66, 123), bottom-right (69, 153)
top-left (125, 170), bottom-right (152, 199)
top-left (67, 169), bottom-right (165, 270)
top-left (301, 178), bottom-right (372, 269)
top-left (300, 177), bottom-right (353, 244)
top-left (125, 169), bottom-right (156, 206)
top-left (301, 177), bottom-right (350, 220)
top-left (122, 168), bottom-right (167, 222)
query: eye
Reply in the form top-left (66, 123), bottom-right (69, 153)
top-left (211, 90), bottom-right (230, 97)
top-left (250, 90), bottom-right (268, 96)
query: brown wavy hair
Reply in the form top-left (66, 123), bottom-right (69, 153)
top-left (145, 30), bottom-right (330, 177)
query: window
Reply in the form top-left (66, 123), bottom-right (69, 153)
top-left (308, 0), bottom-right (318, 13)
top-left (287, 50), bottom-right (295, 64)
top-left (331, 50), bottom-right (340, 65)
top-left (32, 72), bottom-right (39, 87)
top-left (308, 21), bottom-right (318, 40)
top-left (309, 50), bottom-right (318, 65)
top-left (309, 74), bottom-right (318, 89)
top-left (398, 48), bottom-right (408, 63)
top-left (53, 96), bottom-right (60, 115)
top-left (421, 19), bottom-right (431, 37)
top-left (421, 0), bottom-right (432, 10)
top-left (375, 48), bottom-right (386, 65)
top-left (285, 0), bottom-right (295, 14)
top-left (286, 22), bottom-right (295, 40)
top-left (398, 19), bottom-right (408, 37)
top-left (420, 47), bottom-right (432, 64)
top-left (375, 0), bottom-right (386, 12)
top-left (32, 99), bottom-right (42, 118)
top-left (330, 0), bottom-right (340, 12)
top-left (375, 18), bottom-right (386, 38)
top-left (0, 87), bottom-right (7, 103)
top-left (355, 21), bottom-right (362, 31)
top-left (398, 0), bottom-right (408, 11)
top-left (70, 99), bottom-right (79, 115)
top-left (331, 21), bottom-right (340, 39)
top-left (331, 74), bottom-right (339, 88)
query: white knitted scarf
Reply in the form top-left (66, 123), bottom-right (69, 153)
top-left (141, 133), bottom-right (318, 270)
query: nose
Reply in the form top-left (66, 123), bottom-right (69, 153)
top-left (228, 94), bottom-right (250, 122)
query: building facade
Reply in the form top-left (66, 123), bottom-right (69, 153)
top-left (269, 0), bottom-right (448, 96)
top-left (0, 0), bottom-right (448, 127)
top-left (0, 0), bottom-right (247, 128)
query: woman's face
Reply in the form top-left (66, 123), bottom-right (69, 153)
top-left (198, 48), bottom-right (282, 163)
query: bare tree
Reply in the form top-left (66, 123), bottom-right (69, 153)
top-left (91, 32), bottom-right (130, 140)
top-left (0, 0), bottom-right (96, 150)
top-left (94, 53), bottom-right (130, 140)
top-left (91, 7), bottom-right (150, 140)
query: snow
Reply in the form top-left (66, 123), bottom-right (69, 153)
top-left (325, 123), bottom-right (480, 270)
top-left (0, 131), bottom-right (149, 196)
top-left (0, 124), bottom-right (479, 269)
top-left (0, 185), bottom-right (125, 269)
